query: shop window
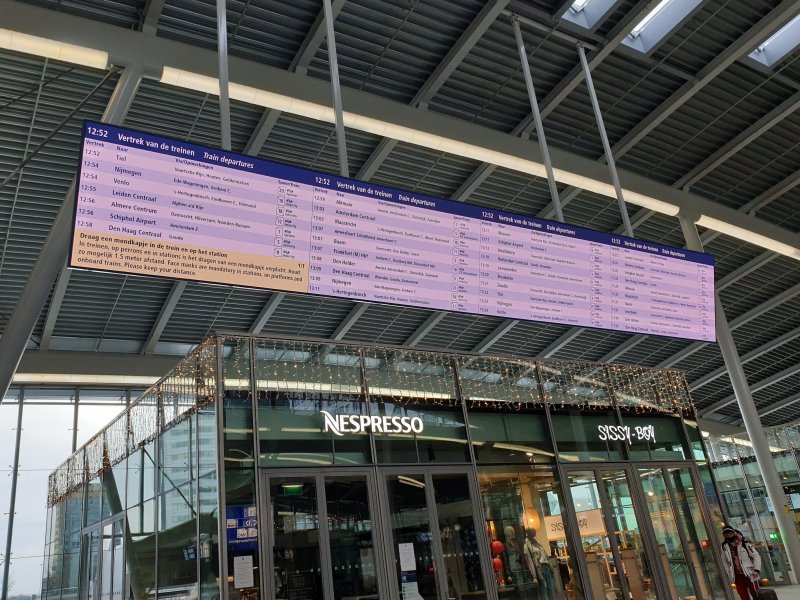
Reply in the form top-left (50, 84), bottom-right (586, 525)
top-left (197, 406), bottom-right (221, 600)
top-left (623, 415), bottom-right (689, 460)
top-left (157, 483), bottom-right (198, 596)
top-left (127, 499), bottom-right (156, 600)
top-left (221, 337), bottom-right (261, 600)
top-left (159, 418), bottom-right (194, 492)
top-left (101, 460), bottom-right (127, 519)
top-left (126, 446), bottom-right (155, 509)
top-left (551, 411), bottom-right (625, 462)
top-left (371, 401), bottom-right (469, 464)
top-left (259, 392), bottom-right (372, 466)
top-left (85, 479), bottom-right (103, 527)
top-left (257, 339), bottom-right (369, 467)
top-left (478, 466), bottom-right (584, 600)
top-left (683, 418), bottom-right (706, 460)
top-left (467, 411), bottom-right (554, 464)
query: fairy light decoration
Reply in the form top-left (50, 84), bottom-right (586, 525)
top-left (47, 334), bottom-right (702, 506)
top-left (456, 355), bottom-right (542, 411)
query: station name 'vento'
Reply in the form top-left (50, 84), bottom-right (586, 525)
top-left (321, 410), bottom-right (424, 436)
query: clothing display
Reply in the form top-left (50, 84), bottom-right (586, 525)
top-left (523, 535), bottom-right (555, 600)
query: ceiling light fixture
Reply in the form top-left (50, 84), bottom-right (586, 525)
top-left (12, 373), bottom-right (158, 386)
top-left (696, 215), bottom-right (800, 259)
top-left (0, 28), bottom-right (108, 69)
top-left (629, 0), bottom-right (673, 38)
top-left (159, 68), bottom-right (681, 218)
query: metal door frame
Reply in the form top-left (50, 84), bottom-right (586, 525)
top-left (260, 464), bottom-right (497, 600)
top-left (80, 514), bottom-right (125, 600)
top-left (377, 464), bottom-right (497, 600)
top-left (561, 460), bottom-right (726, 600)
top-left (260, 466), bottom-right (393, 600)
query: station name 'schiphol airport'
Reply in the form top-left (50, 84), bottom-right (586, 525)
top-left (2, 2), bottom-right (800, 600)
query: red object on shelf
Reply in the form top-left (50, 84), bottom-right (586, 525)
top-left (491, 540), bottom-right (505, 555)
top-left (492, 557), bottom-right (503, 573)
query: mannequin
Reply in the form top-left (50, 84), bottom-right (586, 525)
top-left (524, 530), bottom-right (554, 600)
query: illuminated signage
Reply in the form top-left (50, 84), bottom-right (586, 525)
top-left (71, 121), bottom-right (715, 342)
top-left (597, 424), bottom-right (656, 444)
top-left (321, 411), bottom-right (424, 436)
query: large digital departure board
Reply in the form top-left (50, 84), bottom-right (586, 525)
top-left (70, 121), bottom-right (715, 342)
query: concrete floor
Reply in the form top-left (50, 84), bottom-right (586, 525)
top-left (773, 584), bottom-right (800, 599)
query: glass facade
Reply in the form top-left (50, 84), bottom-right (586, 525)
top-left (705, 424), bottom-right (800, 586)
top-left (43, 335), bottom-right (733, 600)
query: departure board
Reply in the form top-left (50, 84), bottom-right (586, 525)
top-left (70, 121), bottom-right (715, 342)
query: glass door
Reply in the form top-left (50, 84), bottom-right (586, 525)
top-left (563, 464), bottom-right (729, 600)
top-left (562, 468), bottom-right (658, 600)
top-left (380, 469), bottom-right (492, 600)
top-left (80, 519), bottom-right (125, 600)
top-left (262, 467), bottom-right (495, 600)
top-left (264, 469), bottom-right (387, 600)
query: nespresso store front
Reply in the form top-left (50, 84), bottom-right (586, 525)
top-left (43, 334), bottom-right (732, 600)
top-left (219, 335), bottom-right (730, 600)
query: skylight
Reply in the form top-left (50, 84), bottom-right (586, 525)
top-left (748, 14), bottom-right (800, 68)
top-left (570, 0), bottom-right (592, 11)
top-left (561, 0), bottom-right (618, 31)
top-left (622, 0), bottom-right (702, 54)
top-left (629, 0), bottom-right (672, 37)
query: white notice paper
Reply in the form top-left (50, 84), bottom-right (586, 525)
top-left (398, 542), bottom-right (416, 572)
top-left (233, 555), bottom-right (254, 589)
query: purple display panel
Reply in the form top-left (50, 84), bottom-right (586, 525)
top-left (69, 121), bottom-right (716, 342)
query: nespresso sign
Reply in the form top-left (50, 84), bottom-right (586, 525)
top-left (321, 411), bottom-right (424, 436)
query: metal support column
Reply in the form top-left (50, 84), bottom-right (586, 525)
top-left (512, 16), bottom-right (563, 223)
top-left (216, 0), bottom-right (232, 151)
top-left (679, 213), bottom-right (800, 582)
top-left (577, 45), bottom-right (633, 237)
top-left (1, 389), bottom-right (24, 600)
top-left (71, 387), bottom-right (80, 453)
top-left (323, 0), bottom-right (349, 177)
top-left (0, 66), bottom-right (143, 406)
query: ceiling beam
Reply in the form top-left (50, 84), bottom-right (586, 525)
top-left (243, 108), bottom-right (281, 155)
top-left (250, 292), bottom-right (286, 334)
top-left (454, 0), bottom-right (655, 204)
top-left (404, 312), bottom-right (446, 348)
top-left (540, 0), bottom-right (799, 221)
top-left (38, 260), bottom-right (71, 351)
top-left (140, 0), bottom-right (166, 34)
top-left (355, 0), bottom-right (509, 180)
top-left (5, 0), bottom-right (799, 260)
top-left (715, 250), bottom-right (777, 290)
top-left (549, 0), bottom-right (575, 18)
top-left (537, 328), bottom-right (585, 358)
top-left (244, 0), bottom-right (346, 157)
top-left (290, 0), bottom-right (347, 74)
top-left (757, 391), bottom-right (800, 419)
top-left (598, 335), bottom-right (647, 363)
top-left (395, 0), bottom-right (660, 352)
top-left (676, 92), bottom-right (800, 191)
top-left (743, 169), bottom-right (800, 216)
top-left (658, 279), bottom-right (800, 369)
top-left (611, 0), bottom-right (799, 158)
top-left (700, 362), bottom-right (800, 416)
top-left (691, 324), bottom-right (800, 392)
top-left (329, 302), bottom-right (368, 340)
top-left (471, 319), bottom-right (518, 354)
top-left (142, 280), bottom-right (187, 354)
top-left (0, 64), bottom-right (143, 406)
